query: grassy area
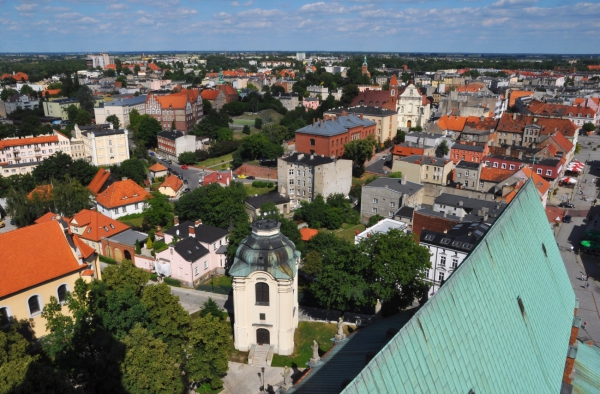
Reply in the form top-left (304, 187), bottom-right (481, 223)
top-left (118, 213), bottom-right (144, 228)
top-left (333, 224), bottom-right (366, 242)
top-left (352, 174), bottom-right (380, 186)
top-left (244, 184), bottom-right (276, 196)
top-left (232, 118), bottom-right (257, 126)
top-left (195, 153), bottom-right (233, 168)
top-left (196, 275), bottom-right (233, 295)
top-left (271, 321), bottom-right (355, 368)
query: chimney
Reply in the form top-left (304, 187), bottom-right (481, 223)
top-left (408, 141), bottom-right (412, 147)
top-left (312, 118), bottom-right (315, 126)
top-left (310, 154), bottom-right (314, 160)
top-left (459, 200), bottom-right (463, 207)
top-left (480, 115), bottom-right (484, 121)
top-left (506, 146), bottom-right (511, 156)
top-left (174, 216), bottom-right (179, 225)
top-left (513, 113), bottom-right (517, 120)
top-left (360, 114), bottom-right (364, 120)
top-left (121, 177), bottom-right (127, 181)
top-left (195, 219), bottom-right (202, 227)
top-left (189, 225), bottom-right (195, 238)
top-left (518, 151), bottom-right (523, 160)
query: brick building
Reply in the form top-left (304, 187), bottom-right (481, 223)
top-left (295, 114), bottom-right (376, 158)
top-left (450, 142), bottom-right (490, 164)
top-left (145, 89), bottom-right (203, 133)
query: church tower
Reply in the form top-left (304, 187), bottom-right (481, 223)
top-left (229, 219), bottom-right (300, 356)
top-left (389, 74), bottom-right (399, 106)
top-left (361, 56), bottom-right (370, 77)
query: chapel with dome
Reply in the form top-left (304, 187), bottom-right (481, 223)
top-left (229, 219), bottom-right (300, 355)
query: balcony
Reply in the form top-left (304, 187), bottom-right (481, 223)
top-left (34, 146), bottom-right (41, 152)
top-left (35, 152), bottom-right (42, 158)
top-left (12, 148), bottom-right (19, 154)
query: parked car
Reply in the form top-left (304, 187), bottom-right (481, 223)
top-left (183, 179), bottom-right (188, 185)
top-left (167, 160), bottom-right (172, 165)
top-left (172, 170), bottom-right (179, 176)
top-left (184, 188), bottom-right (191, 193)
top-left (9, 219), bottom-right (14, 225)
top-left (559, 202), bottom-right (575, 208)
top-left (0, 222), bottom-right (4, 229)
top-left (563, 215), bottom-right (572, 223)
top-left (238, 174), bottom-right (246, 179)
top-left (247, 176), bottom-right (256, 180)
top-left (181, 165), bottom-right (189, 170)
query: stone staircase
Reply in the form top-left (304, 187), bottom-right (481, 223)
top-left (249, 344), bottom-right (273, 367)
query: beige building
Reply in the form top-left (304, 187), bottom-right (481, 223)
top-left (42, 97), bottom-right (80, 120)
top-left (158, 174), bottom-right (184, 198)
top-left (229, 220), bottom-right (300, 356)
top-left (73, 124), bottom-right (130, 166)
top-left (93, 95), bottom-right (147, 128)
top-left (392, 155), bottom-right (453, 185)
top-left (324, 106), bottom-right (398, 144)
top-left (0, 219), bottom-right (100, 337)
top-left (278, 153), bottom-right (352, 209)
top-left (397, 83), bottom-right (431, 130)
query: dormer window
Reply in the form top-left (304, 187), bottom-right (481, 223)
top-left (87, 228), bottom-right (91, 233)
top-left (104, 226), bottom-right (108, 232)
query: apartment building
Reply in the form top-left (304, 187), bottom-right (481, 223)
top-left (73, 124), bottom-right (130, 167)
top-left (0, 131), bottom-right (72, 177)
top-left (324, 106), bottom-right (398, 144)
top-left (277, 152), bottom-right (352, 209)
top-left (94, 95), bottom-right (147, 128)
top-left (42, 97), bottom-right (80, 120)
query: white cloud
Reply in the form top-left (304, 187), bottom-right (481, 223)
top-left (79, 16), bottom-right (99, 23)
top-left (106, 4), bottom-right (128, 10)
top-left (43, 6), bottom-right (70, 11)
top-left (135, 16), bottom-right (154, 25)
top-left (299, 2), bottom-right (347, 14)
top-left (482, 17), bottom-right (509, 26)
top-left (237, 8), bottom-right (284, 18)
top-left (56, 12), bottom-right (83, 19)
top-left (491, 0), bottom-right (537, 7)
top-left (15, 3), bottom-right (37, 11)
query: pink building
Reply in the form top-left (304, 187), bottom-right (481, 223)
top-left (302, 97), bottom-right (319, 112)
top-left (155, 218), bottom-right (229, 287)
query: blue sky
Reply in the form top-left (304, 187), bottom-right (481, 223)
top-left (0, 0), bottom-right (598, 53)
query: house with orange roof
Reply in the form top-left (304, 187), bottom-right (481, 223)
top-left (522, 98), bottom-right (598, 129)
top-left (203, 171), bottom-right (232, 187)
top-left (507, 90), bottom-right (533, 107)
top-left (499, 167), bottom-right (550, 206)
top-left (158, 174), bottom-right (184, 198)
top-left (450, 142), bottom-right (489, 164)
top-left (200, 89), bottom-right (226, 110)
top-left (41, 89), bottom-right (61, 98)
top-left (147, 62), bottom-right (162, 72)
top-left (496, 112), bottom-right (579, 147)
top-left (69, 208), bottom-right (130, 255)
top-left (88, 168), bottom-right (116, 195)
top-left (460, 116), bottom-right (499, 144)
top-left (0, 219), bottom-right (99, 337)
top-left (391, 143), bottom-right (434, 159)
top-left (1, 72), bottom-right (28, 81)
top-left (216, 83), bottom-right (239, 104)
top-left (454, 83), bottom-right (488, 94)
top-left (95, 179), bottom-right (151, 219)
top-left (148, 162), bottom-right (168, 180)
top-left (145, 88), bottom-right (203, 133)
top-left (538, 132), bottom-right (574, 162)
top-left (300, 228), bottom-right (318, 241)
top-left (429, 114), bottom-right (467, 137)
top-left (479, 166), bottom-right (517, 193)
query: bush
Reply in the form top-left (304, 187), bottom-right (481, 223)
top-left (153, 240), bottom-right (168, 253)
top-left (208, 140), bottom-right (242, 158)
top-left (99, 255), bottom-right (117, 265)
top-left (251, 180), bottom-right (274, 188)
top-left (195, 149), bottom-right (209, 162)
top-left (164, 277), bottom-right (181, 287)
top-left (150, 273), bottom-right (158, 282)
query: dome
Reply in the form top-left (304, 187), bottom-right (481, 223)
top-left (229, 220), bottom-right (299, 279)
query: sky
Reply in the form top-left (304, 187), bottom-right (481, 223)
top-left (0, 0), bottom-right (599, 54)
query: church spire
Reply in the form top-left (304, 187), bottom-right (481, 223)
top-left (363, 55), bottom-right (367, 66)
top-left (218, 68), bottom-right (224, 85)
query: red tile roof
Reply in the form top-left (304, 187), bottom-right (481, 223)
top-left (497, 113), bottom-right (578, 137)
top-left (147, 63), bottom-right (162, 71)
top-left (0, 221), bottom-right (86, 298)
top-left (389, 74), bottom-right (398, 85)
top-left (73, 236), bottom-right (96, 259)
top-left (392, 145), bottom-right (425, 157)
top-left (300, 228), bottom-right (318, 241)
top-left (160, 174), bottom-right (183, 192)
top-left (1, 72), bottom-right (28, 81)
top-left (455, 83), bottom-right (485, 93)
top-left (519, 167), bottom-right (551, 195)
top-left (105, 64), bottom-right (117, 70)
top-left (154, 89), bottom-right (200, 110)
top-left (34, 212), bottom-right (59, 225)
top-left (201, 90), bottom-right (221, 100)
top-left (95, 179), bottom-right (151, 209)
top-left (203, 171), bottom-right (232, 187)
top-left (545, 132), bottom-right (573, 154)
top-left (0, 135), bottom-right (58, 150)
top-left (149, 163), bottom-right (167, 172)
top-left (464, 116), bottom-right (498, 131)
top-left (70, 209), bottom-right (130, 242)
top-left (480, 167), bottom-right (516, 182)
top-left (88, 168), bottom-right (112, 195)
top-left (508, 90), bottom-right (533, 107)
top-left (27, 185), bottom-right (52, 201)
top-left (42, 89), bottom-right (61, 97)
top-left (437, 115), bottom-right (467, 132)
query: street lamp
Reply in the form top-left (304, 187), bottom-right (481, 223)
top-left (210, 271), bottom-right (214, 293)
top-left (259, 367), bottom-right (265, 392)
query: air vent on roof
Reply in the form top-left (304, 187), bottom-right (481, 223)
top-left (87, 228), bottom-right (91, 233)
top-left (187, 250), bottom-right (192, 254)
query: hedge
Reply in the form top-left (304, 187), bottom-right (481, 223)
top-left (150, 273), bottom-right (158, 282)
top-left (251, 181), bottom-right (274, 188)
top-left (99, 255), bottom-right (117, 265)
top-left (164, 277), bottom-right (181, 287)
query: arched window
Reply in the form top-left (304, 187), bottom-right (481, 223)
top-left (255, 283), bottom-right (269, 305)
top-left (57, 284), bottom-right (69, 303)
top-left (0, 307), bottom-right (10, 325)
top-left (28, 295), bottom-right (42, 316)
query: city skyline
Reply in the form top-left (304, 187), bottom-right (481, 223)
top-left (0, 0), bottom-right (598, 54)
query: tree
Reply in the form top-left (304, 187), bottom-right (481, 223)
top-left (198, 297), bottom-right (225, 320)
top-left (216, 127), bottom-right (234, 141)
top-left (254, 117), bottom-right (263, 130)
top-left (121, 325), bottom-right (184, 394)
top-left (73, 109), bottom-right (92, 126)
top-left (142, 192), bottom-right (173, 228)
top-left (583, 122), bottom-right (596, 133)
top-left (32, 151), bottom-right (72, 183)
top-left (135, 115), bottom-right (162, 149)
top-left (76, 85), bottom-right (95, 114)
top-left (395, 130), bottom-right (406, 144)
top-left (67, 159), bottom-right (98, 185)
top-left (367, 214), bottom-right (384, 227)
top-left (0, 123), bottom-right (17, 139)
top-left (242, 124), bottom-right (251, 135)
top-left (116, 75), bottom-right (127, 88)
top-left (236, 133), bottom-right (283, 164)
top-left (388, 171), bottom-right (403, 178)
top-left (66, 104), bottom-right (79, 123)
top-left (302, 250), bottom-right (323, 277)
top-left (106, 114), bottom-right (121, 130)
top-left (1, 88), bottom-right (17, 101)
top-left (141, 284), bottom-right (190, 348)
top-left (178, 151), bottom-right (197, 165)
top-left (343, 135), bottom-right (377, 177)
top-left (115, 58), bottom-right (123, 75)
top-left (574, 142), bottom-right (582, 155)
top-left (340, 84), bottom-right (359, 106)
top-left (51, 176), bottom-right (93, 217)
top-left (103, 260), bottom-right (150, 297)
top-left (110, 159), bottom-right (146, 185)
top-left (435, 140), bottom-right (449, 158)
top-left (128, 108), bottom-right (142, 132)
top-left (134, 65), bottom-right (141, 75)
top-left (105, 69), bottom-right (116, 77)
top-left (261, 123), bottom-right (291, 145)
top-left (186, 315), bottom-right (231, 390)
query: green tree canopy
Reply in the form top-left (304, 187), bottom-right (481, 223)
top-left (135, 115), bottom-right (162, 149)
top-left (343, 135), bottom-right (377, 177)
top-left (109, 158), bottom-right (146, 185)
top-left (106, 114), bottom-right (121, 130)
top-left (142, 192), bottom-right (174, 228)
top-left (76, 85), bottom-right (95, 114)
top-left (178, 151), bottom-right (197, 165)
top-left (435, 140), bottom-right (449, 158)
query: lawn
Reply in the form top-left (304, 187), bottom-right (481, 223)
top-left (194, 153), bottom-right (233, 168)
top-left (332, 223), bottom-right (365, 242)
top-left (244, 184), bottom-right (276, 196)
top-left (233, 109), bottom-right (284, 124)
top-left (118, 213), bottom-right (144, 228)
top-left (271, 321), bottom-right (355, 368)
top-left (196, 275), bottom-right (233, 295)
top-left (232, 118), bottom-right (257, 126)
top-left (352, 174), bottom-right (380, 187)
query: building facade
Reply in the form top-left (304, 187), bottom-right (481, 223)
top-left (94, 95), bottom-right (147, 128)
top-left (42, 98), bottom-right (80, 120)
top-left (229, 220), bottom-right (300, 355)
top-left (324, 106), bottom-right (398, 145)
top-left (391, 155), bottom-right (453, 185)
top-left (278, 153), bottom-right (352, 209)
top-left (95, 179), bottom-right (151, 219)
top-left (157, 130), bottom-right (198, 162)
top-left (360, 177), bottom-right (424, 222)
top-left (145, 89), bottom-right (203, 133)
top-left (0, 131), bottom-right (72, 177)
top-left (397, 83), bottom-right (431, 130)
top-left (74, 124), bottom-right (130, 167)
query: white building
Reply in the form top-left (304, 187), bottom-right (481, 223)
top-left (296, 53), bottom-right (306, 61)
top-left (87, 53), bottom-right (115, 69)
top-left (2, 94), bottom-right (39, 115)
top-left (157, 130), bottom-right (198, 162)
top-left (74, 124), bottom-right (130, 167)
top-left (95, 179), bottom-right (151, 219)
top-left (306, 85), bottom-right (330, 99)
top-left (0, 131), bottom-right (72, 177)
top-left (94, 95), bottom-right (147, 128)
top-left (420, 222), bottom-right (490, 293)
top-left (229, 220), bottom-right (300, 356)
top-left (354, 218), bottom-right (407, 244)
top-left (397, 83), bottom-right (431, 130)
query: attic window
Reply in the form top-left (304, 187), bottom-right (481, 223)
top-left (104, 226), bottom-right (108, 231)
top-left (440, 238), bottom-right (451, 245)
top-left (195, 246), bottom-right (199, 250)
top-left (122, 196), bottom-right (127, 199)
top-left (110, 224), bottom-right (115, 229)
top-left (424, 234), bottom-right (435, 241)
top-left (87, 228), bottom-right (91, 233)
top-left (451, 241), bottom-right (462, 248)
top-left (133, 194), bottom-right (138, 197)
top-left (463, 243), bottom-right (473, 250)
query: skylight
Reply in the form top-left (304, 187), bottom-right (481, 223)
top-left (424, 234), bottom-right (435, 241)
top-left (441, 238), bottom-right (451, 245)
top-left (463, 243), bottom-right (473, 250)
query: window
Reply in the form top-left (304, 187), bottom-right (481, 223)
top-left (310, 138), bottom-right (315, 146)
top-left (308, 187), bottom-right (312, 193)
top-left (501, 163), bottom-right (506, 169)
top-left (28, 295), bottom-right (42, 316)
top-left (372, 198), bottom-right (378, 204)
top-left (0, 307), bottom-right (10, 326)
top-left (372, 207), bottom-right (378, 213)
top-left (457, 173), bottom-right (461, 178)
top-left (260, 313), bottom-right (266, 320)
top-left (194, 267), bottom-right (199, 276)
top-left (204, 260), bottom-right (209, 269)
top-left (122, 207), bottom-right (126, 213)
top-left (390, 202), bottom-right (395, 208)
top-left (109, 140), bottom-right (112, 145)
top-left (289, 169), bottom-right (294, 175)
top-left (57, 284), bottom-right (68, 303)
top-left (389, 211), bottom-right (394, 217)
top-left (289, 179), bottom-right (294, 185)
top-left (485, 161), bottom-right (490, 167)
top-left (465, 171), bottom-right (469, 177)
top-left (452, 259), bottom-right (458, 269)
top-left (546, 170), bottom-right (552, 176)
top-left (289, 188), bottom-right (295, 195)
top-left (509, 164), bottom-right (515, 170)
top-left (256, 283), bottom-right (269, 305)
top-left (213, 243), bottom-right (217, 251)
top-left (438, 272), bottom-right (445, 282)
top-left (440, 256), bottom-right (446, 267)
top-left (536, 168), bottom-right (542, 175)
top-left (493, 162), bottom-right (498, 168)
top-left (308, 177), bottom-right (312, 183)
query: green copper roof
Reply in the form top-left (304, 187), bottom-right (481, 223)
top-left (572, 341), bottom-right (600, 394)
top-left (342, 179), bottom-right (575, 394)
